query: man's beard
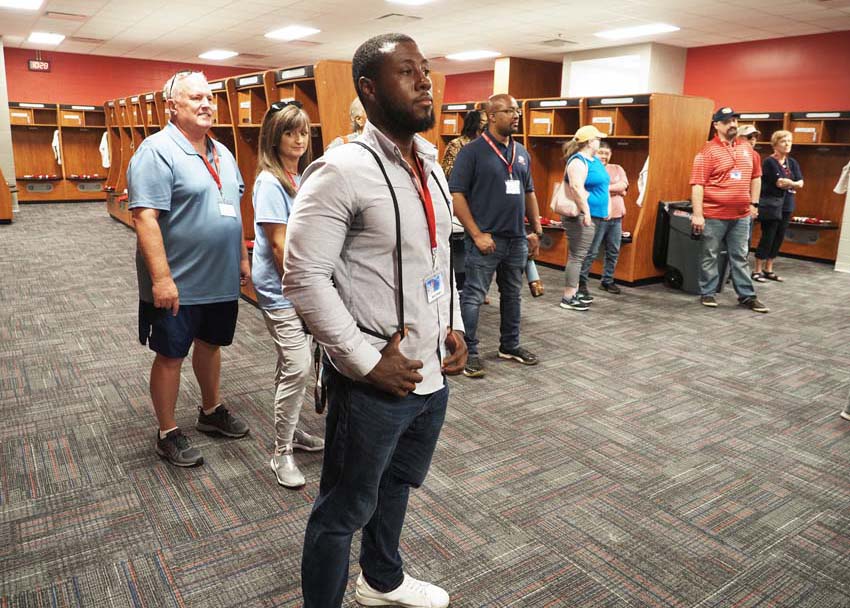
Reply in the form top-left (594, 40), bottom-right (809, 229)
top-left (379, 93), bottom-right (435, 134)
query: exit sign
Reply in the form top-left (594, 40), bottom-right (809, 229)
top-left (28, 59), bottom-right (51, 72)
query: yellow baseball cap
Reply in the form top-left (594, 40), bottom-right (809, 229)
top-left (574, 125), bottom-right (607, 142)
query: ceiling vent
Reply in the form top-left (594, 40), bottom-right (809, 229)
top-left (375, 13), bottom-right (422, 24)
top-left (540, 37), bottom-right (577, 47)
top-left (284, 40), bottom-right (322, 47)
top-left (67, 36), bottom-right (106, 44)
top-left (45, 11), bottom-right (88, 21)
top-left (239, 53), bottom-right (269, 60)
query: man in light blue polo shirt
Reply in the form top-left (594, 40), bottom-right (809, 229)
top-left (128, 71), bottom-right (251, 467)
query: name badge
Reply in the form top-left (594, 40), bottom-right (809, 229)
top-left (424, 270), bottom-right (446, 303)
top-left (219, 201), bottom-right (237, 217)
top-left (729, 170), bottom-right (742, 180)
top-left (505, 179), bottom-right (521, 195)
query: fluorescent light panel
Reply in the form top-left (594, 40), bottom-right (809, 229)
top-left (265, 25), bottom-right (320, 41)
top-left (28, 32), bottom-right (65, 45)
top-left (199, 49), bottom-right (238, 60)
top-left (595, 23), bottom-right (679, 40)
top-left (445, 50), bottom-right (501, 61)
top-left (0, 0), bottom-right (42, 9)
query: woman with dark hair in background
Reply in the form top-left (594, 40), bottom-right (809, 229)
top-left (441, 109), bottom-right (486, 178)
top-left (753, 130), bottom-right (803, 282)
top-left (252, 101), bottom-right (325, 488)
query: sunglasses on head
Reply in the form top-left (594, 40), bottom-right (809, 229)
top-left (269, 100), bottom-right (304, 114)
top-left (167, 70), bottom-right (194, 100)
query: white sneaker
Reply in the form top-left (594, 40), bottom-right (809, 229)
top-left (355, 572), bottom-right (449, 608)
top-left (840, 409), bottom-right (850, 422)
top-left (269, 447), bottom-right (305, 488)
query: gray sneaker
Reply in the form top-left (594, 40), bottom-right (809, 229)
top-left (196, 405), bottom-right (250, 438)
top-left (463, 354), bottom-right (485, 378)
top-left (270, 446), bottom-right (305, 488)
top-left (155, 429), bottom-right (203, 467)
top-left (292, 429), bottom-right (324, 452)
top-left (738, 296), bottom-right (769, 313)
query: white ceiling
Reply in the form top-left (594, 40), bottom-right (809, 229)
top-left (1, 0), bottom-right (849, 75)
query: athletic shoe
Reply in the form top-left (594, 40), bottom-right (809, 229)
top-left (463, 355), bottom-right (485, 378)
top-left (559, 296), bottom-right (589, 311)
top-left (600, 281), bottom-right (621, 294)
top-left (738, 296), bottom-right (769, 313)
top-left (497, 346), bottom-right (539, 365)
top-left (700, 295), bottom-right (718, 308)
top-left (840, 409), bottom-right (850, 422)
top-left (355, 572), bottom-right (449, 608)
top-left (577, 283), bottom-right (594, 303)
top-left (155, 429), bottom-right (203, 467)
top-left (270, 446), bottom-right (305, 488)
top-left (292, 429), bottom-right (324, 452)
top-left (196, 405), bottom-right (250, 438)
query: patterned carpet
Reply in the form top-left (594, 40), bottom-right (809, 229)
top-left (1, 202), bottom-right (849, 607)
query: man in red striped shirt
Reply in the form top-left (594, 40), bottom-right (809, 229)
top-left (690, 107), bottom-right (768, 312)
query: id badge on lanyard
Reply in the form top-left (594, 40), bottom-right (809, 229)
top-left (201, 143), bottom-right (237, 217)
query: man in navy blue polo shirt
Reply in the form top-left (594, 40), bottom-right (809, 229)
top-left (449, 93), bottom-right (542, 378)
top-left (129, 71), bottom-right (251, 467)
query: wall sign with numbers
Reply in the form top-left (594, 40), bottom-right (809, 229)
top-left (27, 59), bottom-right (51, 72)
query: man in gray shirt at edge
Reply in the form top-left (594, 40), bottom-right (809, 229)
top-left (284, 33), bottom-right (466, 608)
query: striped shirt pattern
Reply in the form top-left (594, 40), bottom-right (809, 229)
top-left (690, 136), bottom-right (762, 219)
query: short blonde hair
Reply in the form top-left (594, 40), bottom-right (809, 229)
top-left (771, 130), bottom-right (792, 147)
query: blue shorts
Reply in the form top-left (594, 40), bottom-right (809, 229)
top-left (139, 300), bottom-right (239, 358)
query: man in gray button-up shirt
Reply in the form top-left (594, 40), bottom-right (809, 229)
top-left (284, 33), bottom-right (465, 608)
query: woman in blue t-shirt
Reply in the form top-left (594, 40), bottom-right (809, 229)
top-left (559, 125), bottom-right (610, 311)
top-left (252, 101), bottom-right (324, 488)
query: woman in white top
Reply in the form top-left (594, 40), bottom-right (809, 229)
top-left (252, 101), bottom-right (324, 488)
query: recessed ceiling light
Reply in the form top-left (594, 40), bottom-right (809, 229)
top-left (198, 49), bottom-right (238, 60)
top-left (386, 0), bottom-right (432, 5)
top-left (594, 23), bottom-right (679, 40)
top-left (27, 32), bottom-right (65, 45)
top-left (265, 25), bottom-right (321, 41)
top-left (0, 0), bottom-right (43, 9)
top-left (445, 50), bottom-right (501, 61)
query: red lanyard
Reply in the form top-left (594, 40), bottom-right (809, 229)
top-left (413, 156), bottom-right (437, 252)
top-left (285, 170), bottom-right (299, 191)
top-left (481, 132), bottom-right (516, 179)
top-left (200, 142), bottom-right (222, 194)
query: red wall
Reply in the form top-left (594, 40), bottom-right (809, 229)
top-left (3, 48), bottom-right (255, 105)
top-left (683, 31), bottom-right (850, 112)
top-left (444, 70), bottom-right (494, 103)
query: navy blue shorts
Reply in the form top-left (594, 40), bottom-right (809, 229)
top-left (139, 300), bottom-right (239, 359)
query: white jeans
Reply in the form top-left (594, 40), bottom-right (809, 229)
top-left (262, 307), bottom-right (313, 450)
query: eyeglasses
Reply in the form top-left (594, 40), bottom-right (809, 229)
top-left (269, 100), bottom-right (303, 114)
top-left (166, 70), bottom-right (194, 100)
top-left (493, 108), bottom-right (522, 116)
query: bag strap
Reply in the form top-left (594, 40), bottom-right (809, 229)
top-left (351, 140), bottom-right (405, 337)
top-left (350, 140), bottom-right (456, 338)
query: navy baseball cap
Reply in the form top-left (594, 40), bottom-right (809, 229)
top-left (712, 107), bottom-right (739, 122)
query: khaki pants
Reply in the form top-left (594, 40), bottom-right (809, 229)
top-left (262, 307), bottom-right (313, 450)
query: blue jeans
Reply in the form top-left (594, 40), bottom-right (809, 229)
top-left (460, 234), bottom-right (527, 356)
top-left (301, 367), bottom-right (448, 608)
top-left (699, 217), bottom-right (755, 298)
top-left (579, 217), bottom-right (622, 285)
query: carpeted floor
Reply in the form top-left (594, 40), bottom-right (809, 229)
top-left (1, 202), bottom-right (849, 607)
